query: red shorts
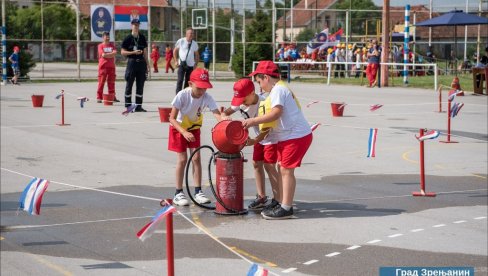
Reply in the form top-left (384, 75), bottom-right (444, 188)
top-left (253, 143), bottom-right (278, 163)
top-left (277, 133), bottom-right (313, 169)
top-left (168, 125), bottom-right (201, 153)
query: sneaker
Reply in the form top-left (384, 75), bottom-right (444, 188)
top-left (260, 199), bottom-right (280, 215)
top-left (262, 206), bottom-right (294, 220)
top-left (113, 97), bottom-right (120, 103)
top-left (173, 192), bottom-right (189, 206)
top-left (248, 195), bottom-right (268, 210)
top-left (194, 191), bottom-right (211, 204)
top-left (97, 99), bottom-right (102, 103)
top-left (134, 107), bottom-right (147, 112)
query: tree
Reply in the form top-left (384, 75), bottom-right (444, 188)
top-left (231, 0), bottom-right (274, 77)
top-left (332, 0), bottom-right (379, 36)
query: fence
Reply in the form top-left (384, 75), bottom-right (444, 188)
top-left (2, 0), bottom-right (486, 81)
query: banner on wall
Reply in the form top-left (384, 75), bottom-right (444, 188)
top-left (91, 5), bottom-right (114, 42)
top-left (114, 6), bottom-right (148, 30)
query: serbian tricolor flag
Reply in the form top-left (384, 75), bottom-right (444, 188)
top-left (247, 263), bottom-right (268, 276)
top-left (114, 6), bottom-right (148, 30)
top-left (370, 104), bottom-right (383, 112)
top-left (310, 122), bottom-right (321, 132)
top-left (19, 178), bottom-right (49, 215)
top-left (137, 205), bottom-right (176, 241)
top-left (367, 128), bottom-right (378, 158)
top-left (415, 130), bottom-right (440, 141)
top-left (450, 102), bottom-right (464, 118)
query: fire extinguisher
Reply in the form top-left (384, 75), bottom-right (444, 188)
top-left (182, 120), bottom-right (249, 215)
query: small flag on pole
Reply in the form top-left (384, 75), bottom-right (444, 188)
top-left (122, 104), bottom-right (137, 116)
top-left (136, 204), bottom-right (176, 242)
top-left (369, 104), bottom-right (383, 112)
top-left (19, 178), bottom-right (49, 215)
top-left (415, 130), bottom-right (440, 141)
top-left (447, 90), bottom-right (463, 102)
top-left (450, 102), bottom-right (464, 118)
top-left (247, 263), bottom-right (269, 276)
top-left (310, 122), bottom-right (321, 132)
top-left (55, 93), bottom-right (63, 99)
top-left (367, 128), bottom-right (378, 158)
top-left (77, 97), bottom-right (89, 108)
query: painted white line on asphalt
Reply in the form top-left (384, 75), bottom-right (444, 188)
top-left (366, 239), bottom-right (382, 244)
top-left (303, 260), bottom-right (319, 265)
top-left (411, 228), bottom-right (424, 232)
top-left (388, 233), bottom-right (403, 238)
top-left (325, 252), bottom-right (341, 257)
top-left (347, 245), bottom-right (361, 250)
top-left (282, 268), bottom-right (297, 273)
top-left (453, 220), bottom-right (466, 224)
top-left (474, 216), bottom-right (486, 220)
top-left (433, 224), bottom-right (446, 228)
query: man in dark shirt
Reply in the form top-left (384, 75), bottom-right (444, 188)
top-left (121, 19), bottom-right (150, 112)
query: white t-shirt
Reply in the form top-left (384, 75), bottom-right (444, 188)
top-left (175, 38), bottom-right (199, 67)
top-left (172, 88), bottom-right (218, 123)
top-left (230, 93), bottom-right (278, 145)
top-left (269, 81), bottom-right (312, 141)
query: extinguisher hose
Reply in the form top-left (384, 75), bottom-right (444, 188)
top-left (184, 145), bottom-right (241, 213)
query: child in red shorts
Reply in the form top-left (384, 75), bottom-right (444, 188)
top-left (243, 61), bottom-right (313, 219)
top-left (223, 78), bottom-right (281, 212)
top-left (169, 68), bottom-right (229, 206)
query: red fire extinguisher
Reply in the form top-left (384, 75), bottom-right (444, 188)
top-left (182, 121), bottom-right (249, 215)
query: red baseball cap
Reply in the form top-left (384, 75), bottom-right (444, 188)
top-left (248, 60), bottom-right (280, 78)
top-left (13, 46), bottom-right (20, 52)
top-left (190, 68), bottom-right (213, 89)
top-left (231, 78), bottom-right (255, 106)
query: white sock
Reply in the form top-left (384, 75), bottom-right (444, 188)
top-left (281, 204), bottom-right (291, 211)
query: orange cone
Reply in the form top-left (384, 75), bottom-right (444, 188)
top-left (451, 76), bottom-right (464, 96)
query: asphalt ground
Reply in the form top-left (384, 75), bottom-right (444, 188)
top-left (1, 79), bottom-right (487, 276)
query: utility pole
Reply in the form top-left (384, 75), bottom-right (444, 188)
top-left (380, 0), bottom-right (390, 87)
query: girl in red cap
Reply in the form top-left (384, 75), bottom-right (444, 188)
top-left (223, 78), bottom-right (281, 212)
top-left (243, 60), bottom-right (313, 220)
top-left (168, 68), bottom-right (230, 206)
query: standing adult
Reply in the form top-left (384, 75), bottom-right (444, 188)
top-left (366, 39), bottom-right (381, 87)
top-left (121, 19), bottom-right (149, 112)
top-left (97, 32), bottom-right (118, 103)
top-left (174, 27), bottom-right (200, 94)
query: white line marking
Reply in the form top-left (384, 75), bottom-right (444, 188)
top-left (411, 228), bottom-right (424, 232)
top-left (366, 239), bottom-right (382, 244)
top-left (1, 167), bottom-right (283, 276)
top-left (303, 260), bottom-right (319, 265)
top-left (433, 224), bottom-right (446, 228)
top-left (347, 245), bottom-right (361, 250)
top-left (474, 216), bottom-right (486, 220)
top-left (453, 220), bottom-right (466, 224)
top-left (325, 252), bottom-right (341, 257)
top-left (388, 233), bottom-right (403, 238)
top-left (282, 268), bottom-right (297, 273)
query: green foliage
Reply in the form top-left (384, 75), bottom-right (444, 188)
top-left (8, 3), bottom-right (77, 40)
top-left (332, 0), bottom-right (379, 35)
top-left (232, 0), bottom-right (274, 77)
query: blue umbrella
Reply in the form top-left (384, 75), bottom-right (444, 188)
top-left (416, 10), bottom-right (488, 75)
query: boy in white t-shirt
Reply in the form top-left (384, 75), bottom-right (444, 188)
top-left (168, 68), bottom-right (229, 206)
top-left (223, 78), bottom-right (281, 212)
top-left (243, 61), bottom-right (313, 220)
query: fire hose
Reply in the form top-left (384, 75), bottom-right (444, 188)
top-left (184, 145), bottom-right (243, 214)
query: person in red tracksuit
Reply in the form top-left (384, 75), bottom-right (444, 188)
top-left (150, 44), bottom-right (160, 73)
top-left (165, 44), bottom-right (175, 73)
top-left (97, 31), bottom-right (118, 103)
